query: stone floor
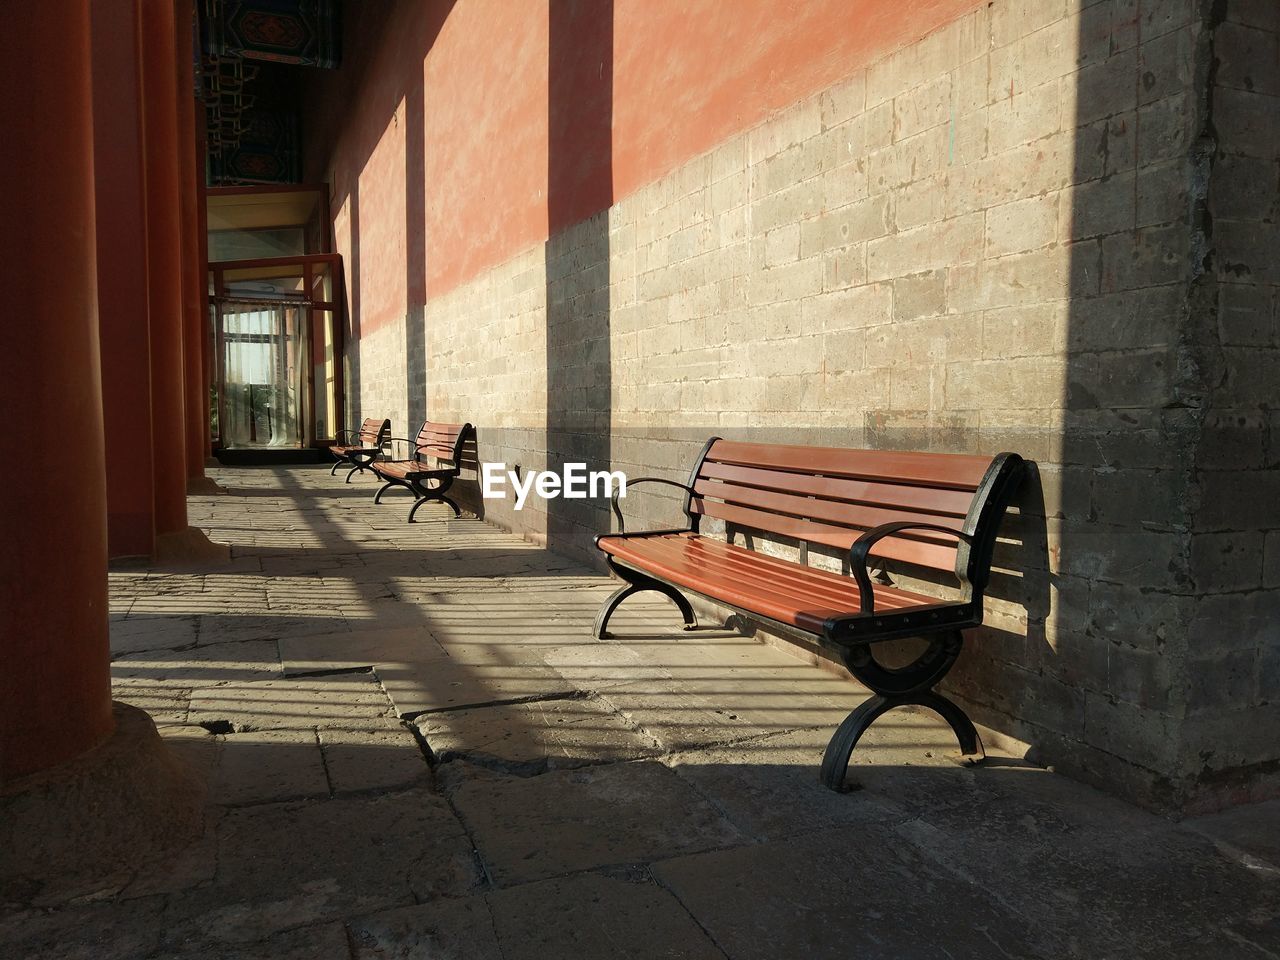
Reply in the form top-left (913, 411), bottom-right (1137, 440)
top-left (3, 464), bottom-right (1278, 959)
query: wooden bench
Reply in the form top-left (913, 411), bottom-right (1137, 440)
top-left (370, 420), bottom-right (475, 522)
top-left (329, 417), bottom-right (392, 482)
top-left (594, 438), bottom-right (1024, 791)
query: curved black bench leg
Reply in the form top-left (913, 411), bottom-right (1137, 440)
top-left (594, 559), bottom-right (697, 639)
top-left (821, 630), bottom-right (982, 792)
top-left (439, 494), bottom-right (462, 518)
top-left (345, 464), bottom-right (362, 483)
top-left (407, 495), bottom-right (432, 523)
top-left (819, 690), bottom-right (985, 792)
top-left (330, 459), bottom-right (343, 476)
top-left (593, 583), bottom-right (642, 639)
top-left (374, 481), bottom-right (396, 504)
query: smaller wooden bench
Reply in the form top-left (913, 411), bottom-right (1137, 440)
top-left (594, 438), bottom-right (1024, 791)
top-left (370, 420), bottom-right (474, 522)
top-left (329, 417), bottom-right (391, 483)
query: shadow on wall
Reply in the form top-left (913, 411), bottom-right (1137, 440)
top-left (403, 8), bottom-right (430, 432)
top-left (972, 1), bottom-right (1276, 810)
top-left (545, 0), bottom-right (614, 558)
top-left (344, 176), bottom-right (361, 427)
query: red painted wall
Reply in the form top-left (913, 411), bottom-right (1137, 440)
top-left (305, 0), bottom-right (983, 333)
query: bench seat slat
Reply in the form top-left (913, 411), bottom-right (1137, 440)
top-left (617, 532), bottom-right (924, 612)
top-left (598, 533), bottom-right (939, 633)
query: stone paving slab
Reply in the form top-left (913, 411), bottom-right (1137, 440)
top-left (378, 658), bottom-right (580, 718)
top-left (1187, 798), bottom-right (1280, 870)
top-left (278, 624), bottom-right (449, 675)
top-left (416, 694), bottom-right (660, 771)
top-left (664, 718), bottom-right (991, 841)
top-left (160, 787), bottom-right (481, 947)
top-left (210, 728), bottom-right (330, 805)
top-left (596, 666), bottom-right (859, 753)
top-left (890, 774), bottom-right (1280, 958)
top-left (317, 726), bottom-right (431, 793)
top-left (653, 826), bottom-right (1050, 960)
top-left (111, 677), bottom-right (193, 725)
top-left (194, 612), bottom-right (351, 647)
top-left (352, 872), bottom-right (725, 960)
top-left (109, 613), bottom-right (200, 654)
top-left (447, 759), bottom-right (745, 886)
top-left (112, 639), bottom-right (282, 683)
top-left (186, 673), bottom-right (396, 732)
top-left (168, 921), bottom-right (352, 960)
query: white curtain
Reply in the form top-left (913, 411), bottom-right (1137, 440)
top-left (219, 301), bottom-right (306, 448)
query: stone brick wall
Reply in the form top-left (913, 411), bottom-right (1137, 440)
top-left (338, 0), bottom-right (1277, 811)
top-left (1177, 0), bottom-right (1280, 807)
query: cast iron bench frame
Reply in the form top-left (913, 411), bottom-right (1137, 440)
top-left (370, 420), bottom-right (475, 522)
top-left (330, 417), bottom-right (392, 483)
top-left (593, 437), bottom-right (1024, 791)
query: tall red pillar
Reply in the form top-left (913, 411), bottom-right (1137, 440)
top-left (0, 2), bottom-right (115, 778)
top-left (175, 0), bottom-right (208, 483)
top-left (93, 0), bottom-right (156, 558)
top-left (140, 0), bottom-right (190, 535)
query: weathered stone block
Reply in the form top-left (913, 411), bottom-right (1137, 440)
top-left (1190, 530), bottom-right (1265, 593)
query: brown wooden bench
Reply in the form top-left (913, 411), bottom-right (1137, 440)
top-left (329, 417), bottom-right (391, 482)
top-left (594, 438), bottom-right (1024, 791)
top-left (370, 420), bottom-right (474, 522)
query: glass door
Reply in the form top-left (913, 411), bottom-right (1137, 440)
top-left (215, 299), bottom-right (308, 448)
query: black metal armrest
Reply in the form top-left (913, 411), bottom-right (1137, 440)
top-left (611, 476), bottom-right (697, 534)
top-left (849, 521), bottom-right (973, 614)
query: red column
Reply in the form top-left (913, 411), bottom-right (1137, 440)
top-left (175, 0), bottom-right (208, 482)
top-left (197, 114), bottom-right (214, 457)
top-left (0, 2), bottom-right (115, 778)
top-left (140, 0), bottom-right (190, 534)
top-left (93, 0), bottom-right (156, 558)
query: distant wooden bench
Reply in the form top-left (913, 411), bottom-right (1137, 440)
top-left (594, 438), bottom-right (1024, 791)
top-left (370, 420), bottom-right (475, 522)
top-left (329, 417), bottom-right (391, 483)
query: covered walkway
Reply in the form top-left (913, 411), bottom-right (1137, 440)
top-left (3, 467), bottom-right (1275, 959)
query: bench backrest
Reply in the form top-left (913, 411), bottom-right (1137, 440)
top-left (359, 417), bottom-right (391, 447)
top-left (413, 421), bottom-right (474, 469)
top-left (685, 439), bottom-right (1023, 597)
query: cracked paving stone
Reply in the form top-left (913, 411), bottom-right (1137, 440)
top-left (416, 694), bottom-right (659, 772)
top-left (351, 872), bottom-right (724, 960)
top-left (161, 787), bottom-right (480, 946)
top-left (447, 759), bottom-right (745, 886)
top-left (653, 826), bottom-right (1050, 960)
top-left (186, 673), bottom-right (395, 732)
